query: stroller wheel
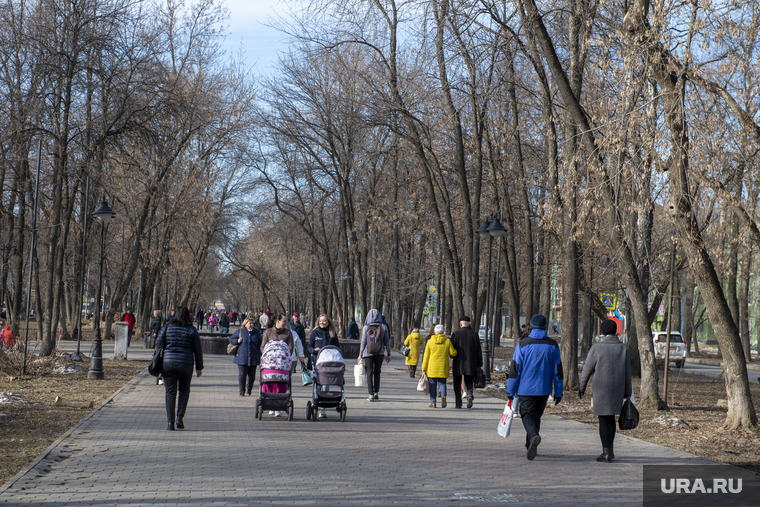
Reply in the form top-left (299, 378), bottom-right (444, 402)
top-left (254, 400), bottom-right (260, 419)
top-left (306, 401), bottom-right (312, 420)
top-left (311, 406), bottom-right (318, 422)
top-left (287, 401), bottom-right (294, 421)
top-left (340, 406), bottom-right (347, 422)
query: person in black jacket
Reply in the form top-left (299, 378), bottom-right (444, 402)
top-left (307, 314), bottom-right (340, 369)
top-left (149, 310), bottom-right (164, 346)
top-left (230, 317), bottom-right (262, 396)
top-left (346, 318), bottom-right (360, 340)
top-left (219, 312), bottom-right (231, 333)
top-left (450, 316), bottom-right (483, 409)
top-left (155, 306), bottom-right (204, 431)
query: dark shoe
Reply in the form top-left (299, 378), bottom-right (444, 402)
top-left (467, 395), bottom-right (474, 409)
top-left (527, 435), bottom-right (541, 460)
top-left (246, 389), bottom-right (252, 396)
top-left (167, 423), bottom-right (175, 431)
top-left (596, 448), bottom-right (612, 463)
top-left (373, 393), bottom-right (379, 400)
top-left (441, 396), bottom-right (447, 408)
top-left (455, 405), bottom-right (462, 409)
top-left (239, 392), bottom-right (245, 397)
top-left (176, 417), bottom-right (184, 429)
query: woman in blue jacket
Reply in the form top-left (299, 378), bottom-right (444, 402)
top-left (307, 314), bottom-right (340, 369)
top-left (230, 317), bottom-right (262, 396)
top-left (155, 306), bottom-right (204, 431)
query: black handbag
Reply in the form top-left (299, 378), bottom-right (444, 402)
top-left (399, 344), bottom-right (410, 356)
top-left (474, 367), bottom-right (486, 389)
top-left (227, 342), bottom-right (240, 355)
top-left (148, 347), bottom-right (163, 377)
top-left (619, 397), bottom-right (639, 430)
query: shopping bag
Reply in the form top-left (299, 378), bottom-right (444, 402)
top-left (354, 362), bottom-right (366, 387)
top-left (417, 373), bottom-right (430, 394)
top-left (474, 367), bottom-right (486, 389)
top-left (497, 397), bottom-right (517, 438)
top-left (399, 344), bottom-right (410, 356)
top-left (619, 396), bottom-right (639, 430)
top-left (302, 368), bottom-right (314, 386)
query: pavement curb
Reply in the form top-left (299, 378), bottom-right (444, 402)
top-left (684, 357), bottom-right (760, 371)
top-left (0, 366), bottom-right (151, 495)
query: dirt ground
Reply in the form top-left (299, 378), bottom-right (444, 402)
top-left (486, 346), bottom-right (760, 474)
top-left (0, 349), bottom-right (148, 485)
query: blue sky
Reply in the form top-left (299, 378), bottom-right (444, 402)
top-left (221, 0), bottom-right (289, 74)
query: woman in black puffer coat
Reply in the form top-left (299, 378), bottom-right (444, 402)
top-left (155, 306), bottom-right (204, 431)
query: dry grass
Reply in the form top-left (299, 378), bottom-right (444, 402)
top-left (0, 350), bottom-right (147, 485)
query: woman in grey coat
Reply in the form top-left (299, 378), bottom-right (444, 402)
top-left (578, 319), bottom-right (632, 463)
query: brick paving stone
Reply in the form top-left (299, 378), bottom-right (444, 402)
top-left (0, 349), bottom-right (723, 506)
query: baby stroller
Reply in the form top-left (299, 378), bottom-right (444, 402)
top-left (306, 345), bottom-right (347, 422)
top-left (255, 340), bottom-right (294, 421)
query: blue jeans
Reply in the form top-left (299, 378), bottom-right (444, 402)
top-left (428, 377), bottom-right (447, 404)
top-left (220, 326), bottom-right (228, 333)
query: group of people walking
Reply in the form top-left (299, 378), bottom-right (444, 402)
top-left (151, 301), bottom-right (634, 465)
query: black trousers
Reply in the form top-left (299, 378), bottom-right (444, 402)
top-left (408, 365), bottom-right (417, 377)
top-left (598, 415), bottom-right (617, 448)
top-left (364, 355), bottom-right (384, 395)
top-left (238, 364), bottom-right (257, 393)
top-left (453, 375), bottom-right (474, 407)
top-left (162, 362), bottom-right (194, 424)
top-left (519, 395), bottom-right (549, 447)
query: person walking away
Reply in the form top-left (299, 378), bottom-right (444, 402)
top-left (261, 314), bottom-right (295, 416)
top-left (290, 326), bottom-right (307, 373)
top-left (421, 324), bottom-right (457, 408)
top-left (123, 309), bottom-right (136, 347)
top-left (195, 308), bottom-right (204, 329)
top-left (1, 320), bottom-right (16, 349)
top-left (506, 314), bottom-right (563, 460)
top-left (517, 324), bottom-right (529, 347)
top-left (289, 312), bottom-right (307, 345)
top-left (307, 314), bottom-right (340, 417)
top-left (403, 328), bottom-right (424, 378)
top-left (230, 317), bottom-right (262, 396)
top-left (450, 316), bottom-right (482, 408)
top-left (347, 317), bottom-right (360, 340)
top-left (155, 306), bottom-right (203, 430)
top-left (359, 309), bottom-right (391, 402)
top-left (579, 319), bottom-right (632, 463)
top-left (208, 313), bottom-right (217, 332)
top-left (219, 312), bottom-right (230, 333)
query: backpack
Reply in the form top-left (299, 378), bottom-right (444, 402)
top-left (366, 323), bottom-right (384, 355)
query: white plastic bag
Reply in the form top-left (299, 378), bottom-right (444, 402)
top-left (497, 397), bottom-right (517, 438)
top-left (354, 362), bottom-right (366, 387)
top-left (417, 373), bottom-right (430, 394)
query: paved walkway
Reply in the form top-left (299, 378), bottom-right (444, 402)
top-left (1, 352), bottom-right (720, 506)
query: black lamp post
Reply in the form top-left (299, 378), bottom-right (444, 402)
top-left (88, 197), bottom-right (116, 380)
top-left (164, 257), bottom-right (171, 320)
top-left (476, 217), bottom-right (493, 381)
top-left (487, 216), bottom-right (507, 368)
top-left (341, 268), bottom-right (352, 338)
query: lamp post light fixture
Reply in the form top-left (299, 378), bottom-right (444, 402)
top-left (88, 197), bottom-right (116, 380)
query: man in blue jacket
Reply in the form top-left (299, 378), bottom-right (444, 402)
top-left (507, 314), bottom-right (563, 460)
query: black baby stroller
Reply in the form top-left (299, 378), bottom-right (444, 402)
top-left (255, 340), bottom-right (294, 421)
top-left (306, 345), bottom-right (347, 422)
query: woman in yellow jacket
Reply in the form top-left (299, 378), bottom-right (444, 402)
top-left (404, 328), bottom-right (424, 378)
top-left (422, 324), bottom-right (457, 408)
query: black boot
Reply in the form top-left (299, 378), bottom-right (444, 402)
top-left (596, 448), bottom-right (612, 463)
top-left (609, 445), bottom-right (614, 460)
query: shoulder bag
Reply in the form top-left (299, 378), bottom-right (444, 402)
top-left (148, 346), bottom-right (164, 377)
top-left (618, 396), bottom-right (639, 430)
top-left (474, 367), bottom-right (486, 389)
top-left (227, 342), bottom-right (240, 355)
top-left (399, 344), bottom-right (410, 356)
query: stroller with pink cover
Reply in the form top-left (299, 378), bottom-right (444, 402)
top-left (255, 340), bottom-right (294, 421)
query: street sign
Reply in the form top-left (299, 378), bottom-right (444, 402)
top-left (601, 293), bottom-right (617, 310)
top-left (423, 307), bottom-right (429, 315)
top-left (429, 286), bottom-right (436, 292)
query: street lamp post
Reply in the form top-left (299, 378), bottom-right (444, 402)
top-left (476, 217), bottom-right (493, 382)
top-left (341, 268), bottom-right (352, 338)
top-left (88, 197), bottom-right (116, 380)
top-left (164, 257), bottom-right (171, 320)
top-left (487, 217), bottom-right (507, 367)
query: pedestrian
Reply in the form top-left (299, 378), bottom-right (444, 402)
top-left (258, 313), bottom-right (268, 330)
top-left (155, 306), bottom-right (203, 431)
top-left (260, 314), bottom-right (294, 417)
top-left (230, 317), bottom-right (263, 396)
top-left (290, 324), bottom-right (307, 372)
top-left (149, 310), bottom-right (163, 346)
top-left (421, 324), bottom-right (457, 408)
top-left (359, 309), bottom-right (391, 402)
top-left (347, 317), bottom-right (360, 340)
top-left (450, 316), bottom-right (482, 409)
top-left (208, 313), bottom-right (217, 331)
top-left (403, 328), bottom-right (424, 378)
top-left (238, 312), bottom-right (245, 326)
top-left (122, 309), bottom-right (136, 347)
top-left (578, 319), bottom-right (632, 463)
top-left (195, 308), bottom-right (204, 329)
top-left (219, 312), bottom-right (230, 333)
top-left (506, 314), bottom-right (563, 460)
top-left (307, 314), bottom-right (340, 368)
top-left (289, 312), bottom-right (306, 345)
top-left (1, 320), bottom-right (16, 349)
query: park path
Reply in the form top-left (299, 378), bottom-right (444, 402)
top-left (0, 349), bottom-right (719, 506)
